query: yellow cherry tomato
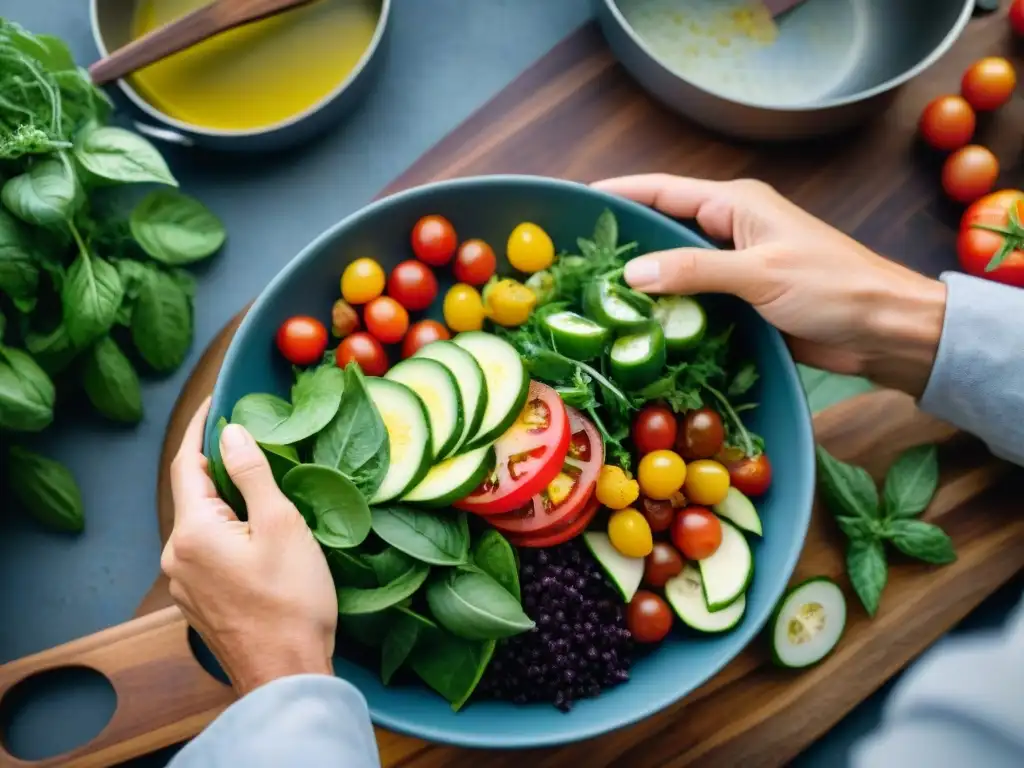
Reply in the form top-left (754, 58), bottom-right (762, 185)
top-left (443, 283), bottom-right (485, 332)
top-left (637, 449), bottom-right (687, 501)
top-left (596, 465), bottom-right (640, 510)
top-left (483, 278), bottom-right (536, 327)
top-left (507, 222), bottom-right (555, 273)
top-left (341, 258), bottom-right (385, 305)
top-left (608, 507), bottom-right (654, 558)
top-left (684, 459), bottom-right (731, 506)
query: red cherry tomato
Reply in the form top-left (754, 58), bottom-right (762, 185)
top-left (918, 95), bottom-right (975, 151)
top-left (363, 296), bottom-right (409, 344)
top-left (627, 591), bottom-right (673, 644)
top-left (387, 260), bottom-right (439, 312)
top-left (644, 542), bottom-right (684, 588)
top-left (677, 408), bottom-right (725, 460)
top-left (640, 496), bottom-right (675, 533)
top-left (958, 190), bottom-right (1024, 287)
top-left (961, 57), bottom-right (1017, 112)
top-left (671, 506), bottom-right (723, 560)
top-left (275, 316), bottom-right (328, 366)
top-left (336, 332), bottom-right (388, 377)
top-left (632, 405), bottom-right (677, 455)
top-left (1012, 0), bottom-right (1024, 37)
top-left (411, 215), bottom-right (457, 267)
top-left (727, 454), bottom-right (772, 497)
top-left (401, 320), bottom-right (450, 358)
top-left (453, 239), bottom-right (497, 285)
top-left (942, 145), bottom-right (999, 205)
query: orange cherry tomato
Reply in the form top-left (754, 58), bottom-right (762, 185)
top-left (363, 296), bottom-right (409, 344)
top-left (961, 57), bottom-right (1017, 112)
top-left (942, 145), bottom-right (999, 205)
top-left (919, 95), bottom-right (975, 151)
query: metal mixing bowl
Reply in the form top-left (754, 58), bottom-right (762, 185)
top-left (594, 0), bottom-right (974, 141)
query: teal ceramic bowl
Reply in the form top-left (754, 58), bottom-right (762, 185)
top-left (206, 175), bottom-right (814, 748)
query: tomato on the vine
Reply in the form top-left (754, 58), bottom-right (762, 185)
top-left (363, 296), bottom-right (409, 344)
top-left (276, 316), bottom-right (328, 366)
top-left (411, 214), bottom-right (457, 267)
top-left (961, 57), bottom-right (1016, 112)
top-left (401, 319), bottom-right (449, 358)
top-left (632, 405), bottom-right (677, 455)
top-left (942, 145), bottom-right (999, 205)
top-left (454, 239), bottom-right (497, 285)
top-left (918, 95), bottom-right (975, 151)
top-left (387, 260), bottom-right (438, 311)
top-left (336, 332), bottom-right (388, 376)
top-left (957, 190), bottom-right (1024, 287)
top-left (671, 506), bottom-right (722, 560)
top-left (726, 453), bottom-right (773, 497)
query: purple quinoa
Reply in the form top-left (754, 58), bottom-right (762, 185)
top-left (477, 539), bottom-right (633, 712)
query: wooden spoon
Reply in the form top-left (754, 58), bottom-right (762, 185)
top-left (89, 0), bottom-right (317, 86)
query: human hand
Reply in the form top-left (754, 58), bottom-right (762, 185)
top-left (592, 174), bottom-right (947, 397)
top-left (163, 399), bottom-right (337, 695)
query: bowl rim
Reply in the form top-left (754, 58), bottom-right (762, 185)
top-left (208, 174), bottom-right (816, 748)
top-left (88, 0), bottom-right (391, 139)
top-left (598, 0), bottom-right (975, 112)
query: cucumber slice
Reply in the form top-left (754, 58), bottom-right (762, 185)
top-left (609, 323), bottom-right (667, 390)
top-left (582, 531), bottom-right (644, 602)
top-left (665, 566), bottom-right (746, 633)
top-left (713, 487), bottom-right (763, 536)
top-left (413, 340), bottom-right (487, 454)
top-left (770, 577), bottom-right (846, 669)
top-left (541, 311), bottom-right (611, 361)
top-left (698, 518), bottom-right (753, 611)
top-left (402, 445), bottom-right (496, 508)
top-left (653, 296), bottom-right (706, 354)
top-left (366, 378), bottom-right (432, 504)
top-left (582, 281), bottom-right (649, 331)
top-left (453, 332), bottom-right (530, 450)
top-left (385, 358), bottom-right (464, 460)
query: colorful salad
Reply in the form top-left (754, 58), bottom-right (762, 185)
top-left (214, 210), bottom-right (773, 712)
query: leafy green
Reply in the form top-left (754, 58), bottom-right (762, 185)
top-left (7, 445), bottom-right (83, 533)
top-left (130, 190), bottom-right (226, 265)
top-left (409, 628), bottom-right (495, 711)
top-left (471, 529), bottom-right (521, 601)
top-left (425, 567), bottom-right (535, 640)
top-left (363, 547), bottom-right (418, 586)
top-left (370, 506), bottom-right (470, 566)
top-left (815, 446), bottom-right (880, 521)
top-left (232, 366), bottom-right (345, 445)
top-left (0, 209), bottom-right (39, 312)
top-left (336, 560), bottom-right (430, 615)
top-left (61, 245), bottom-right (123, 347)
top-left (882, 445), bottom-right (939, 519)
top-left (209, 417), bottom-right (246, 516)
top-left (130, 267), bottom-right (192, 372)
top-left (81, 335), bottom-right (142, 423)
top-left (326, 549), bottom-right (376, 589)
top-left (381, 611), bottom-right (422, 685)
top-left (2, 158), bottom-right (81, 228)
top-left (846, 538), bottom-right (887, 618)
top-left (73, 125), bottom-right (177, 187)
top-left (0, 344), bottom-right (54, 431)
top-left (280, 464), bottom-right (372, 550)
top-left (887, 519), bottom-right (956, 565)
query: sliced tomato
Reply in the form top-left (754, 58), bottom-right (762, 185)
top-left (507, 494), bottom-right (600, 548)
top-left (454, 381), bottom-right (570, 516)
top-left (484, 407), bottom-right (604, 536)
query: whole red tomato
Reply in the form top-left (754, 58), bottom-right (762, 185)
top-left (275, 316), bottom-right (328, 366)
top-left (401, 320), bottom-right (450, 358)
top-left (388, 260), bottom-right (439, 311)
top-left (1010, 0), bottom-right (1024, 37)
top-left (942, 145), bottom-right (999, 205)
top-left (632, 405), bottom-right (677, 455)
top-left (453, 239), bottom-right (497, 285)
top-left (727, 454), bottom-right (772, 498)
top-left (363, 297), bottom-right (409, 344)
top-left (336, 332), bottom-right (388, 376)
top-left (958, 190), bottom-right (1024, 287)
top-left (918, 95), bottom-right (975, 151)
top-left (411, 215), bottom-right (457, 267)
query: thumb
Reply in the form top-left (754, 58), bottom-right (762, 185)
top-left (623, 245), bottom-right (769, 301)
top-left (220, 424), bottom-right (293, 531)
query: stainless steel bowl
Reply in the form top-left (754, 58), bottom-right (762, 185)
top-left (594, 0), bottom-right (974, 141)
top-left (89, 0), bottom-right (391, 152)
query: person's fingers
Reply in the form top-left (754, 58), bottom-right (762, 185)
top-left (170, 398), bottom-right (218, 526)
top-left (592, 174), bottom-right (738, 240)
top-left (623, 245), bottom-right (771, 301)
top-left (219, 424), bottom-right (294, 533)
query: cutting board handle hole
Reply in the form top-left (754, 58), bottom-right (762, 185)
top-left (188, 627), bottom-right (231, 687)
top-left (0, 665), bottom-right (115, 762)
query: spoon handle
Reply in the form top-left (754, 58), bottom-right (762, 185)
top-left (89, 0), bottom-right (315, 86)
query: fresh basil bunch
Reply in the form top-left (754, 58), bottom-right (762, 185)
top-left (0, 19), bottom-right (225, 533)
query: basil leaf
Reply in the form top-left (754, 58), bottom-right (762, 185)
top-left (313, 363), bottom-right (389, 496)
top-left (73, 125), bottom-right (177, 187)
top-left (336, 560), bottom-right (430, 615)
top-left (8, 446), bottom-right (84, 533)
top-left (209, 417), bottom-right (246, 516)
top-left (82, 335), bottom-right (142, 423)
top-left (24, 324), bottom-right (76, 375)
top-left (381, 611), bottom-right (422, 685)
top-left (62, 252), bottom-right (123, 347)
top-left (326, 549), bottom-right (377, 589)
top-left (363, 547), bottom-right (417, 585)
top-left (472, 529), bottom-right (520, 601)
top-left (130, 190), bottom-right (226, 265)
top-left (847, 538), bottom-right (887, 617)
top-left (371, 506), bottom-right (470, 566)
top-left (0, 345), bottom-right (55, 431)
top-left (1, 158), bottom-right (81, 227)
top-left (281, 464), bottom-right (372, 550)
top-left (426, 568), bottom-right (534, 640)
top-left (232, 366), bottom-right (344, 446)
top-left (131, 267), bottom-right (191, 372)
top-left (5, 27), bottom-right (75, 70)
top-left (815, 446), bottom-right (880, 520)
top-left (409, 627), bottom-right (495, 712)
top-left (883, 445), bottom-right (939, 520)
top-left (887, 519), bottom-right (956, 565)
top-left (836, 515), bottom-right (876, 542)
top-left (0, 209), bottom-right (39, 312)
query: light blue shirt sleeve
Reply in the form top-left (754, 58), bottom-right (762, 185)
top-left (853, 271), bottom-right (1024, 766)
top-left (168, 674), bottom-right (380, 768)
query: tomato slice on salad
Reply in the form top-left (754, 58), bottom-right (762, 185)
top-left (455, 381), bottom-right (570, 516)
top-left (485, 407), bottom-right (604, 536)
top-left (506, 495), bottom-right (600, 548)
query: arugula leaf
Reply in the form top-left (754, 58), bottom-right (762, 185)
top-left (847, 538), bottom-right (887, 617)
top-left (883, 445), bottom-right (939, 519)
top-left (887, 519), bottom-right (956, 565)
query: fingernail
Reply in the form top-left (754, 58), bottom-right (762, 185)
top-left (220, 424), bottom-right (249, 454)
top-left (625, 257), bottom-right (660, 287)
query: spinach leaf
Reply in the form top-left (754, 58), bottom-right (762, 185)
top-left (232, 366), bottom-right (344, 446)
top-left (81, 335), bottom-right (142, 423)
top-left (326, 549), bottom-right (377, 589)
top-left (262, 443), bottom-right (298, 485)
top-left (336, 560), bottom-right (430, 615)
top-left (815, 446), bottom-right (879, 520)
top-left (371, 506), bottom-right (470, 566)
top-left (0, 345), bottom-right (55, 431)
top-left (231, 393), bottom-right (292, 436)
top-left (338, 612), bottom-right (393, 647)
top-left (7, 445), bottom-right (83, 533)
top-left (409, 627), bottom-right (495, 712)
top-left (846, 538), bottom-right (887, 617)
top-left (883, 445), bottom-right (939, 519)
top-left (471, 530), bottom-right (520, 601)
top-left (313, 362), bottom-right (389, 496)
top-left (130, 190), bottom-right (226, 265)
top-left (131, 267), bottom-right (192, 372)
top-left (281, 464), bottom-right (372, 550)
top-left (381, 611), bottom-right (422, 685)
top-left (73, 125), bottom-right (177, 187)
top-left (364, 547), bottom-right (417, 586)
top-left (887, 519), bottom-right (956, 565)
top-left (1, 158), bottom-right (81, 227)
top-left (209, 417), bottom-right (246, 516)
top-left (426, 568), bottom-right (534, 640)
top-left (0, 208), bottom-right (39, 312)
top-left (61, 250), bottom-right (123, 347)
